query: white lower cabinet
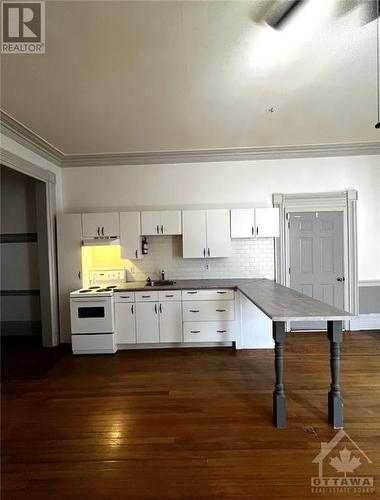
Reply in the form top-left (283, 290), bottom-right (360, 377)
top-left (115, 302), bottom-right (136, 344)
top-left (159, 301), bottom-right (183, 342)
top-left (135, 302), bottom-right (160, 343)
top-left (183, 321), bottom-right (235, 342)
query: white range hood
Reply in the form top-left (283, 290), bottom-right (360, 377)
top-left (82, 237), bottom-right (120, 247)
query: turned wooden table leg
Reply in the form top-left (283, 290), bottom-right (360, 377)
top-left (273, 321), bottom-right (286, 428)
top-left (327, 320), bottom-right (344, 429)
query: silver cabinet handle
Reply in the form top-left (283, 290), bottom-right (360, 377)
top-left (207, 248), bottom-right (210, 257)
top-left (102, 226), bottom-right (105, 236)
top-left (217, 291), bottom-right (226, 294)
top-left (156, 225), bottom-right (159, 234)
top-left (78, 271), bottom-right (81, 279)
top-left (97, 227), bottom-right (100, 236)
top-left (256, 226), bottom-right (259, 236)
top-left (191, 330), bottom-right (200, 333)
top-left (159, 303), bottom-right (162, 313)
top-left (135, 249), bottom-right (138, 258)
top-left (120, 296), bottom-right (130, 299)
top-left (165, 294), bottom-right (174, 298)
top-left (217, 330), bottom-right (227, 333)
top-left (187, 291), bottom-right (197, 295)
top-left (189, 310), bottom-right (199, 313)
top-left (216, 309), bottom-right (226, 312)
top-left (252, 226), bottom-right (254, 235)
top-left (154, 304), bottom-right (157, 313)
top-left (203, 248), bottom-right (206, 257)
top-left (161, 225), bottom-right (164, 234)
top-left (131, 304), bottom-right (134, 314)
top-left (142, 295), bottom-right (151, 298)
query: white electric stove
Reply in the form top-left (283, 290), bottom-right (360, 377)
top-left (70, 269), bottom-right (124, 355)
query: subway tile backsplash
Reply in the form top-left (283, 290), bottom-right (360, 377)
top-left (125, 236), bottom-right (275, 281)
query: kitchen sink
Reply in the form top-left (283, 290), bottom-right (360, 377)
top-left (145, 279), bottom-right (175, 287)
top-left (146, 280), bottom-right (175, 287)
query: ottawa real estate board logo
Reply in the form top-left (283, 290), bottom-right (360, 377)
top-left (311, 430), bottom-right (374, 495)
top-left (1, 1), bottom-right (45, 53)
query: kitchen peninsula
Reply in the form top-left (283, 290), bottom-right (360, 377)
top-left (114, 278), bottom-right (354, 430)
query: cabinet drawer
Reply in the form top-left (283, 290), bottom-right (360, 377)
top-left (183, 322), bottom-right (235, 342)
top-left (135, 291), bottom-right (159, 302)
top-left (182, 289), bottom-right (234, 301)
top-left (114, 292), bottom-right (135, 303)
top-left (158, 290), bottom-right (182, 302)
top-left (182, 300), bottom-right (235, 321)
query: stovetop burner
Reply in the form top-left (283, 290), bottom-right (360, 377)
top-left (89, 286), bottom-right (101, 289)
top-left (79, 289), bottom-right (92, 293)
top-left (96, 288), bottom-right (111, 292)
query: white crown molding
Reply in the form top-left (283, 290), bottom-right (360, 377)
top-left (1, 110), bottom-right (380, 168)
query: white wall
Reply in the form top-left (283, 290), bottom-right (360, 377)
top-left (62, 154), bottom-right (380, 281)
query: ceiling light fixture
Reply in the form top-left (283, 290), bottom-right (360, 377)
top-left (376, 0), bottom-right (380, 128)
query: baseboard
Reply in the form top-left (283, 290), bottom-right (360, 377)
top-left (349, 314), bottom-right (380, 331)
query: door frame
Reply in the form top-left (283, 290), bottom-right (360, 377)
top-left (273, 190), bottom-right (358, 331)
top-left (1, 147), bottom-right (59, 346)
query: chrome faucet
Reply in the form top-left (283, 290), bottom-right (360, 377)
top-left (161, 269), bottom-right (165, 281)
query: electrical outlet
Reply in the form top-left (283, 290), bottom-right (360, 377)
top-left (129, 265), bottom-right (136, 275)
top-left (205, 263), bottom-right (210, 271)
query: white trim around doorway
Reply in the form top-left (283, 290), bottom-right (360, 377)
top-left (0, 147), bottom-right (59, 346)
top-left (273, 190), bottom-right (358, 332)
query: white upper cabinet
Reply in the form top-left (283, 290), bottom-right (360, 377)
top-left (206, 209), bottom-right (231, 258)
top-left (119, 212), bottom-right (142, 260)
top-left (182, 210), bottom-right (207, 258)
top-left (141, 211), bottom-right (182, 235)
top-left (230, 209), bottom-right (255, 238)
top-left (182, 209), bottom-right (231, 258)
top-left (230, 208), bottom-right (279, 238)
top-left (141, 211), bottom-right (160, 235)
top-left (82, 212), bottom-right (119, 238)
top-left (255, 208), bottom-right (280, 237)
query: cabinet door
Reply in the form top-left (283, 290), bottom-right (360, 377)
top-left (255, 208), bottom-right (279, 237)
top-left (120, 212), bottom-right (142, 260)
top-left (182, 210), bottom-right (207, 258)
top-left (141, 211), bottom-right (161, 235)
top-left (161, 211), bottom-right (182, 235)
top-left (230, 209), bottom-right (255, 238)
top-left (57, 214), bottom-right (83, 343)
top-left (206, 209), bottom-right (231, 257)
top-left (115, 302), bottom-right (136, 344)
top-left (82, 212), bottom-right (119, 237)
top-left (135, 302), bottom-right (159, 343)
top-left (159, 301), bottom-right (182, 342)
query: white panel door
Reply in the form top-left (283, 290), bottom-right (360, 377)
top-left (255, 208), bottom-right (279, 238)
top-left (159, 301), bottom-right (182, 342)
top-left (141, 211), bottom-right (161, 235)
top-left (56, 214), bottom-right (83, 343)
top-left (230, 209), bottom-right (255, 238)
top-left (206, 209), bottom-right (231, 258)
top-left (82, 212), bottom-right (119, 237)
top-left (182, 210), bottom-right (207, 258)
top-left (135, 302), bottom-right (160, 343)
top-left (115, 302), bottom-right (136, 344)
top-left (120, 212), bottom-right (142, 260)
top-left (161, 211), bottom-right (182, 235)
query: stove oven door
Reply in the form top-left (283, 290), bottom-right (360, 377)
top-left (70, 297), bottom-right (114, 334)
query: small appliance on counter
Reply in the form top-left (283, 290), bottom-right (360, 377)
top-left (70, 269), bottom-right (125, 354)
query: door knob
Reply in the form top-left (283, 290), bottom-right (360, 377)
top-left (336, 277), bottom-right (345, 282)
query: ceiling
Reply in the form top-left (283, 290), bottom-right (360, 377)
top-left (1, 0), bottom-right (379, 155)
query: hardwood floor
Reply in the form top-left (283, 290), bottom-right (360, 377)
top-left (2, 332), bottom-right (380, 499)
